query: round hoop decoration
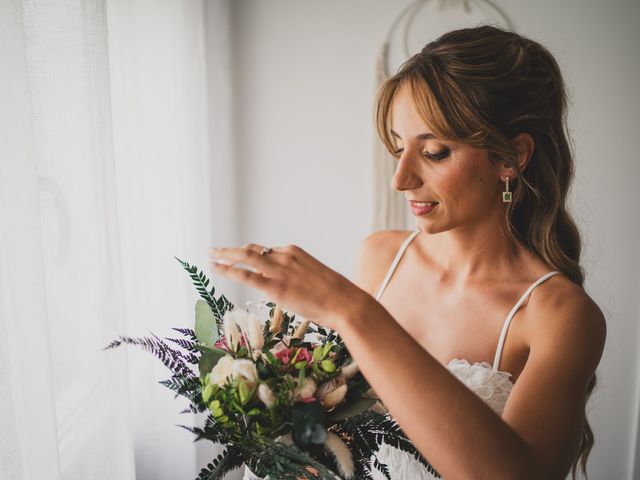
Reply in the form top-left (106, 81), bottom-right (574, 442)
top-left (381, 0), bottom-right (513, 78)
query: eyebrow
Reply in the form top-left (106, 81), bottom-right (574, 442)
top-left (390, 129), bottom-right (436, 141)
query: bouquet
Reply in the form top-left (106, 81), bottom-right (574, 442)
top-left (106, 258), bottom-right (437, 479)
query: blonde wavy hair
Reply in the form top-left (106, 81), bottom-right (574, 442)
top-left (375, 25), bottom-right (595, 478)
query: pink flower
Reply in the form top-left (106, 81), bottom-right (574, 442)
top-left (275, 347), bottom-right (292, 364)
top-left (270, 336), bottom-right (291, 355)
top-left (214, 337), bottom-right (230, 351)
top-left (295, 347), bottom-right (313, 364)
top-left (214, 335), bottom-right (246, 351)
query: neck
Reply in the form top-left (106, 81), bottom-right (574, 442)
top-left (424, 206), bottom-right (526, 283)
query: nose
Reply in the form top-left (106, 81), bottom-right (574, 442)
top-left (390, 150), bottom-right (423, 192)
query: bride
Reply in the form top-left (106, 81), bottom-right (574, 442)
top-left (209, 25), bottom-right (606, 479)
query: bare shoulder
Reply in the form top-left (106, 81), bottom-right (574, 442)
top-left (354, 230), bottom-right (413, 296)
top-left (526, 274), bottom-right (607, 384)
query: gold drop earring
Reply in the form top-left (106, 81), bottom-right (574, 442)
top-left (503, 177), bottom-right (513, 203)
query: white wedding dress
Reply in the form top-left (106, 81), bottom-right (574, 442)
top-left (370, 230), bottom-right (560, 480)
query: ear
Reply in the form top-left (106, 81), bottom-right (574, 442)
top-left (499, 133), bottom-right (535, 181)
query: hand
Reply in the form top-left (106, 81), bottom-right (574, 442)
top-left (209, 243), bottom-right (366, 331)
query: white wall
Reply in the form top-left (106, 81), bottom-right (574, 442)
top-left (209, 1), bottom-right (640, 478)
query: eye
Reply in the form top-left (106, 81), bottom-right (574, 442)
top-left (424, 149), bottom-right (450, 161)
top-left (391, 147), bottom-right (450, 161)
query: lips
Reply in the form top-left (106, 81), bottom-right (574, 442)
top-left (409, 201), bottom-right (438, 216)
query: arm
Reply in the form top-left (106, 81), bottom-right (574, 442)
top-left (340, 234), bottom-right (607, 479)
top-left (209, 238), bottom-right (606, 479)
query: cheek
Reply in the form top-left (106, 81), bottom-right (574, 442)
top-left (434, 164), bottom-right (476, 199)
top-left (436, 162), bottom-right (495, 209)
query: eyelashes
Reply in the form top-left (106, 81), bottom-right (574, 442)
top-left (424, 150), bottom-right (450, 161)
top-left (392, 148), bottom-right (450, 161)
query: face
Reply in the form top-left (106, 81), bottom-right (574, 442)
top-left (389, 85), bottom-right (503, 234)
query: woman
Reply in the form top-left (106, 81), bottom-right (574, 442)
top-left (209, 26), bottom-right (606, 479)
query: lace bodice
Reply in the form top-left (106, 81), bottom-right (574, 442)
top-left (446, 358), bottom-right (513, 414)
top-left (370, 230), bottom-right (559, 479)
top-left (371, 358), bottom-right (515, 480)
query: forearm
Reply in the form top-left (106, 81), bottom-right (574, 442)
top-left (335, 293), bottom-right (541, 480)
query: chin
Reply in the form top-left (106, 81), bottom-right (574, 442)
top-left (415, 213), bottom-right (458, 235)
top-left (415, 221), bottom-right (447, 235)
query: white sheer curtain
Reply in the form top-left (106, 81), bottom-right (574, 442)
top-left (1, 0), bottom-right (136, 478)
top-left (0, 0), bottom-right (229, 478)
top-left (108, 0), bottom-right (235, 477)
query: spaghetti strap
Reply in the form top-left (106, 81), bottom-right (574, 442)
top-left (492, 270), bottom-right (561, 371)
top-left (374, 230), bottom-right (420, 301)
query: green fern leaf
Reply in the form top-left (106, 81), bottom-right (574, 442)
top-left (196, 448), bottom-right (244, 480)
top-left (104, 334), bottom-right (194, 378)
top-left (174, 257), bottom-right (234, 327)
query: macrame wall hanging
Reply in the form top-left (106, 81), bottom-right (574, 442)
top-left (372, 0), bottom-right (512, 232)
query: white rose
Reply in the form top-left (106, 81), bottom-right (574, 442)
top-left (209, 355), bottom-right (234, 387)
top-left (232, 358), bottom-right (258, 389)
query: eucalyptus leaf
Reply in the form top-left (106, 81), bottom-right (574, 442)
top-left (195, 299), bottom-right (219, 345)
top-left (193, 344), bottom-right (228, 355)
top-left (327, 396), bottom-right (377, 423)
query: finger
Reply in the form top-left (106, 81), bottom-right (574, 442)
top-left (210, 243), bottom-right (286, 257)
top-left (210, 258), bottom-right (257, 272)
top-left (209, 245), bottom-right (284, 271)
top-left (242, 243), bottom-right (285, 257)
top-left (209, 260), bottom-right (276, 292)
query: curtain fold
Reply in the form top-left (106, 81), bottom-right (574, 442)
top-left (0, 2), bottom-right (62, 478)
top-left (1, 0), bottom-right (137, 478)
top-left (1, 0), bottom-right (218, 478)
top-left (107, 0), bottom-right (213, 477)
